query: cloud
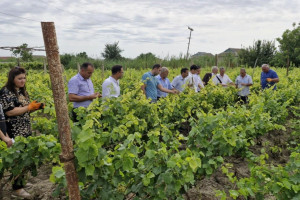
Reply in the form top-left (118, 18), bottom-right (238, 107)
top-left (0, 0), bottom-right (299, 58)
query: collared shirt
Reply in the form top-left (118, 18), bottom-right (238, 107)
top-left (156, 75), bottom-right (173, 97)
top-left (172, 75), bottom-right (187, 92)
top-left (186, 73), bottom-right (204, 92)
top-left (261, 69), bottom-right (278, 90)
top-left (235, 74), bottom-right (253, 96)
top-left (213, 74), bottom-right (233, 87)
top-left (102, 76), bottom-right (120, 98)
top-left (142, 71), bottom-right (160, 100)
top-left (68, 73), bottom-right (94, 108)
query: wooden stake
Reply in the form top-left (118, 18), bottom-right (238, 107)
top-left (102, 64), bottom-right (104, 81)
top-left (43, 59), bottom-right (47, 73)
top-left (286, 55), bottom-right (290, 76)
top-left (41, 22), bottom-right (81, 200)
top-left (77, 63), bottom-right (80, 72)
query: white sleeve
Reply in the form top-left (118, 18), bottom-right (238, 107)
top-left (102, 80), bottom-right (110, 98)
top-left (227, 75), bottom-right (233, 83)
top-left (212, 76), bottom-right (218, 85)
top-left (199, 78), bottom-right (204, 88)
top-left (249, 76), bottom-right (253, 84)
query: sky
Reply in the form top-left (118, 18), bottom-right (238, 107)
top-left (0, 0), bottom-right (299, 59)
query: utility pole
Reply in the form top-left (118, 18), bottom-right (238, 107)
top-left (41, 22), bottom-right (81, 200)
top-left (186, 26), bottom-right (194, 59)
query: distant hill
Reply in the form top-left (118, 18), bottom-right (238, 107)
top-left (218, 48), bottom-right (242, 57)
top-left (192, 52), bottom-right (214, 58)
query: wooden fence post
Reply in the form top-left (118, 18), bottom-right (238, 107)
top-left (43, 59), bottom-right (47, 73)
top-left (41, 22), bottom-right (81, 200)
top-left (77, 63), bottom-right (80, 72)
top-left (102, 64), bottom-right (105, 81)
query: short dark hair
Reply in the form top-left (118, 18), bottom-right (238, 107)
top-left (112, 65), bottom-right (123, 75)
top-left (81, 62), bottom-right (93, 69)
top-left (190, 65), bottom-right (199, 71)
top-left (152, 64), bottom-right (161, 69)
top-left (181, 68), bottom-right (188, 74)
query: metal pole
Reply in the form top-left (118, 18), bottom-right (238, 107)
top-left (186, 28), bottom-right (193, 59)
top-left (186, 27), bottom-right (194, 60)
top-left (41, 22), bottom-right (81, 200)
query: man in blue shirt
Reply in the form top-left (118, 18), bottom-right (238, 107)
top-left (68, 62), bottom-right (101, 121)
top-left (141, 64), bottom-right (176, 102)
top-left (261, 64), bottom-right (279, 90)
top-left (156, 67), bottom-right (175, 99)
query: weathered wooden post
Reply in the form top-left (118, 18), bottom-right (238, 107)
top-left (41, 22), bottom-right (81, 200)
top-left (102, 63), bottom-right (105, 81)
top-left (286, 54), bottom-right (290, 76)
top-left (215, 54), bottom-right (218, 66)
top-left (77, 63), bottom-right (80, 72)
top-left (43, 59), bottom-right (47, 73)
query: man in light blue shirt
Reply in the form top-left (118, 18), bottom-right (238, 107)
top-left (68, 62), bottom-right (101, 120)
top-left (141, 64), bottom-right (176, 102)
top-left (171, 68), bottom-right (189, 92)
top-left (156, 67), bottom-right (174, 98)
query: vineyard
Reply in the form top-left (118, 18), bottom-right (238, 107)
top-left (0, 67), bottom-right (299, 200)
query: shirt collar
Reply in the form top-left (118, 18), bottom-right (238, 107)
top-left (77, 73), bottom-right (86, 81)
top-left (149, 71), bottom-right (155, 76)
top-left (109, 76), bottom-right (119, 83)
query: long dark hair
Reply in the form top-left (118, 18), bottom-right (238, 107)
top-left (4, 67), bottom-right (28, 97)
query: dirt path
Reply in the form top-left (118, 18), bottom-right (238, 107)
top-left (1, 165), bottom-right (65, 200)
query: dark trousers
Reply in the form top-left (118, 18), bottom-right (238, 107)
top-left (72, 109), bottom-right (78, 122)
top-left (12, 176), bottom-right (25, 190)
top-left (238, 96), bottom-right (248, 104)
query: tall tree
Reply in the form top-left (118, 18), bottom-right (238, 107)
top-left (11, 43), bottom-right (33, 62)
top-left (239, 40), bottom-right (276, 67)
top-left (101, 42), bottom-right (123, 60)
top-left (277, 22), bottom-right (300, 67)
top-left (76, 52), bottom-right (88, 59)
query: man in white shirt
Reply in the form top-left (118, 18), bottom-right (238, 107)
top-left (212, 67), bottom-right (234, 87)
top-left (186, 65), bottom-right (204, 92)
top-left (171, 68), bottom-right (189, 92)
top-left (102, 65), bottom-right (124, 98)
top-left (235, 68), bottom-right (253, 104)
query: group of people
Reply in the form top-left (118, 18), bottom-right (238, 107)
top-left (0, 63), bottom-right (279, 198)
top-left (67, 62), bottom-right (279, 108)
